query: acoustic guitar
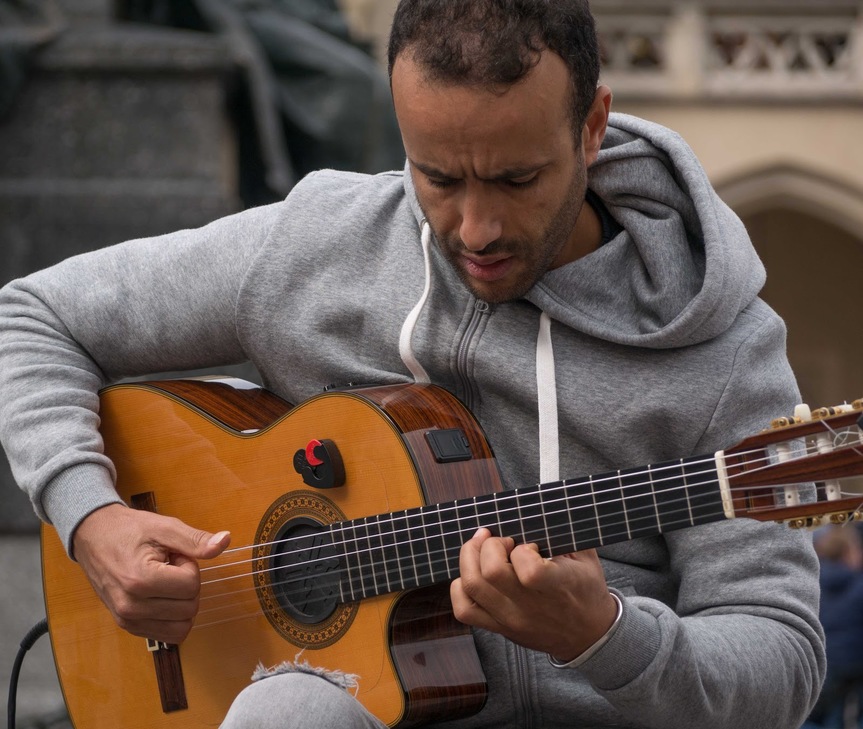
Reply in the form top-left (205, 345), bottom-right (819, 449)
top-left (41, 378), bottom-right (863, 728)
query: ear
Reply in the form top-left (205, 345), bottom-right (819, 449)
top-left (582, 85), bottom-right (612, 166)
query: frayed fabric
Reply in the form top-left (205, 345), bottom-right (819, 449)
top-left (251, 655), bottom-right (360, 693)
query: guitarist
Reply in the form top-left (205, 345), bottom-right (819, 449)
top-left (0, 1), bottom-right (826, 727)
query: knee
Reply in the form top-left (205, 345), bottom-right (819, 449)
top-left (221, 671), bottom-right (369, 729)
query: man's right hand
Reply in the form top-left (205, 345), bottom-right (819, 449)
top-left (71, 503), bottom-right (231, 644)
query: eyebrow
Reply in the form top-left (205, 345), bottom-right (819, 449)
top-left (411, 159), bottom-right (547, 182)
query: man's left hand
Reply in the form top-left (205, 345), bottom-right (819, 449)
top-left (450, 527), bottom-right (618, 662)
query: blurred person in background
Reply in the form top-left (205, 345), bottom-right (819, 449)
top-left (805, 524), bottom-right (863, 729)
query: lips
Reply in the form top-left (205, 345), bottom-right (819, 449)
top-left (462, 254), bottom-right (515, 282)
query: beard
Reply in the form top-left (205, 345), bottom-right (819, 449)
top-left (430, 165), bottom-right (588, 304)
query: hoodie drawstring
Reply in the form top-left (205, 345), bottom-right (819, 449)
top-left (399, 221), bottom-right (560, 484)
top-left (398, 221), bottom-right (432, 384)
top-left (536, 311), bottom-right (560, 483)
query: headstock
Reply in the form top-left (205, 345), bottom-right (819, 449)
top-left (720, 399), bottom-right (863, 527)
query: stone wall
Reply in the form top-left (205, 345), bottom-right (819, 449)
top-left (0, 7), bottom-right (242, 531)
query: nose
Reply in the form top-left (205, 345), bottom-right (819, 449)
top-left (459, 185), bottom-right (503, 251)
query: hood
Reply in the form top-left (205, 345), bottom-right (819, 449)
top-left (532, 113), bottom-right (766, 348)
top-left (404, 112), bottom-right (767, 350)
top-left (399, 113), bottom-right (765, 483)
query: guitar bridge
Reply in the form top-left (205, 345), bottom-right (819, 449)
top-left (146, 638), bottom-right (169, 652)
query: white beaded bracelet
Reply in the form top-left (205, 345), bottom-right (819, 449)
top-left (546, 592), bottom-right (624, 669)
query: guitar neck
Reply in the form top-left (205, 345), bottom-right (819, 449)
top-left (334, 454), bottom-right (726, 602)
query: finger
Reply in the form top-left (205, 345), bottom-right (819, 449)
top-left (130, 522), bottom-right (232, 600)
top-left (112, 592), bottom-right (201, 624)
top-left (457, 528), bottom-right (488, 586)
top-left (450, 577), bottom-right (509, 631)
top-left (454, 532), bottom-right (517, 625)
top-left (508, 542), bottom-right (549, 587)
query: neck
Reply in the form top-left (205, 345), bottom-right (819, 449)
top-left (324, 453), bottom-right (726, 603)
top-left (551, 194), bottom-right (603, 270)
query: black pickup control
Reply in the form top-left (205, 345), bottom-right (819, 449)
top-left (293, 439), bottom-right (346, 489)
top-left (425, 428), bottom-right (472, 463)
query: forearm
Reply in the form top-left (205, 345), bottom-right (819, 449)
top-left (0, 204), bottom-right (279, 550)
top-left (582, 594), bottom-right (823, 728)
top-left (576, 517), bottom-right (825, 728)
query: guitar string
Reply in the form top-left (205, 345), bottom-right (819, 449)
top-left (200, 431), bottom-right (859, 578)
top-left (188, 437), bottom-right (863, 626)
top-left (192, 485), bottom-right (863, 631)
top-left (202, 441), bottom-right (784, 568)
top-left (164, 417), bottom-right (862, 626)
top-left (192, 489), bottom-right (730, 628)
top-left (195, 438), bottom-right (863, 613)
top-left (199, 450), bottom-right (733, 577)
top-left (202, 451), bottom-right (719, 564)
top-left (192, 484), bottom-right (863, 629)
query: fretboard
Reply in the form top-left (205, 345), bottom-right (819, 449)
top-left (331, 454), bottom-right (726, 603)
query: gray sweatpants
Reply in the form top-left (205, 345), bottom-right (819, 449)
top-left (221, 673), bottom-right (388, 728)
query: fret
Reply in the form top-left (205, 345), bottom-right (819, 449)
top-left (561, 476), bottom-right (601, 551)
top-left (652, 460), bottom-right (688, 532)
top-left (619, 464), bottom-right (661, 539)
top-left (401, 506), bottom-right (427, 589)
top-left (515, 486), bottom-right (550, 554)
top-left (680, 455), bottom-right (723, 525)
top-left (353, 516), bottom-right (379, 598)
top-left (374, 514), bottom-right (398, 594)
top-left (537, 482), bottom-right (574, 555)
top-left (459, 495), bottom-right (483, 541)
top-left (418, 505), bottom-right (445, 584)
top-left (390, 509), bottom-right (418, 591)
top-left (440, 500), bottom-right (466, 579)
top-left (473, 491), bottom-right (503, 536)
top-left (339, 519), bottom-right (362, 602)
top-left (425, 504), bottom-right (449, 582)
top-left (592, 472), bottom-right (628, 547)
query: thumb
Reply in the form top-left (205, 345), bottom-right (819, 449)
top-left (156, 517), bottom-right (231, 561)
top-left (192, 528), bottom-right (232, 560)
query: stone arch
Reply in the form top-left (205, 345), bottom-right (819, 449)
top-left (716, 164), bottom-right (863, 408)
top-left (716, 164), bottom-right (863, 243)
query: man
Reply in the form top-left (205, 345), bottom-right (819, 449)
top-left (0, 1), bottom-right (824, 728)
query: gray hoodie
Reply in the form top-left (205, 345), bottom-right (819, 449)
top-left (0, 113), bottom-right (824, 728)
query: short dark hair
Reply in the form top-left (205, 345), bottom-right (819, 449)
top-left (387, 0), bottom-right (600, 131)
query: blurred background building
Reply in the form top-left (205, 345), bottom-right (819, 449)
top-left (1, 1), bottom-right (862, 726)
top-left (345, 0), bottom-right (863, 411)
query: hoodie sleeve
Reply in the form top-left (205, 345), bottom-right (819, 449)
top-left (0, 202), bottom-right (281, 554)
top-left (576, 303), bottom-right (826, 729)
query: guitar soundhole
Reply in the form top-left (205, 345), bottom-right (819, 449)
top-left (254, 490), bottom-right (357, 648)
top-left (270, 518), bottom-right (340, 624)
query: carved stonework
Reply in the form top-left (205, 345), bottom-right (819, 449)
top-left (705, 15), bottom-right (860, 97)
top-left (593, 1), bottom-right (863, 101)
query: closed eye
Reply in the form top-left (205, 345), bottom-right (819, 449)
top-left (504, 176), bottom-right (537, 189)
top-left (427, 176), bottom-right (458, 189)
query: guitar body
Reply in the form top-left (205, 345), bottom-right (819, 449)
top-left (42, 379), bottom-right (499, 728)
top-left (43, 378), bottom-right (863, 728)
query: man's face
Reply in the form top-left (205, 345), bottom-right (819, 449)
top-left (392, 51), bottom-right (604, 303)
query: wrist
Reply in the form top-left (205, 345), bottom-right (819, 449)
top-left (547, 591), bottom-right (624, 669)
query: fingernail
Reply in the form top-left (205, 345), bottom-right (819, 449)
top-left (208, 530), bottom-right (230, 546)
